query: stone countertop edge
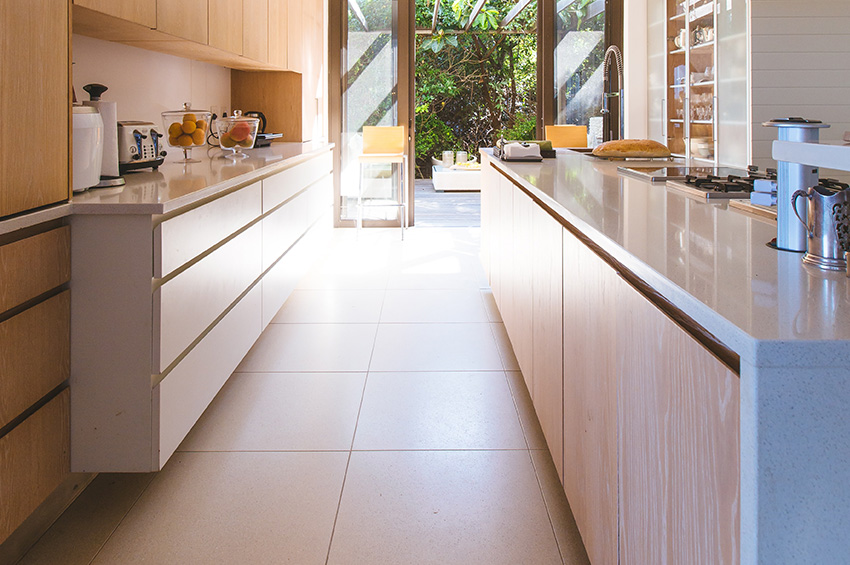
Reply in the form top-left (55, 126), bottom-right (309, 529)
top-left (480, 149), bottom-right (850, 370)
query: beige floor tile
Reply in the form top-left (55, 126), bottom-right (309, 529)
top-left (490, 322), bottom-right (521, 371)
top-left (17, 474), bottom-right (155, 565)
top-left (237, 323), bottom-right (378, 372)
top-left (92, 452), bottom-right (347, 565)
top-left (530, 450), bottom-right (591, 565)
top-left (380, 289), bottom-right (489, 323)
top-left (272, 289), bottom-right (385, 324)
top-left (179, 372), bottom-right (366, 452)
top-left (506, 371), bottom-right (549, 450)
top-left (353, 372), bottom-right (526, 450)
top-left (327, 450), bottom-right (562, 565)
top-left (370, 323), bottom-right (504, 372)
top-left (480, 288), bottom-right (503, 322)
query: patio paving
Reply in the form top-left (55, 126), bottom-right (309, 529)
top-left (414, 179), bottom-right (481, 228)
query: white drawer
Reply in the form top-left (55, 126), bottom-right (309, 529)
top-left (154, 182), bottom-right (262, 278)
top-left (155, 283), bottom-right (262, 468)
top-left (262, 151), bottom-right (333, 213)
top-left (262, 190), bottom-right (309, 270)
top-left (306, 174), bottom-right (333, 226)
top-left (154, 222), bottom-right (262, 372)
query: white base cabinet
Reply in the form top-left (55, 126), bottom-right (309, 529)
top-left (70, 150), bottom-right (333, 472)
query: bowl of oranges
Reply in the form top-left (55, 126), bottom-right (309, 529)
top-left (215, 110), bottom-right (260, 159)
top-left (162, 102), bottom-right (212, 163)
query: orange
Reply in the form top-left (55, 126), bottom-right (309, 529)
top-left (183, 113), bottom-right (197, 123)
top-left (220, 133), bottom-right (236, 148)
top-left (168, 135), bottom-right (180, 146)
top-left (168, 122), bottom-right (183, 137)
top-left (191, 128), bottom-right (206, 145)
top-left (195, 119), bottom-right (208, 132)
top-left (181, 120), bottom-right (197, 134)
top-left (177, 134), bottom-right (194, 147)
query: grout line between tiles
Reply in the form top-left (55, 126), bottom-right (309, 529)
top-left (86, 475), bottom-right (158, 565)
top-left (527, 450), bottom-right (569, 565)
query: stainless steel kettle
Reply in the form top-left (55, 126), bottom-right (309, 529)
top-left (792, 184), bottom-right (850, 271)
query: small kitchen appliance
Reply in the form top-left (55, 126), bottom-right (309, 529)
top-left (792, 181), bottom-right (850, 271)
top-left (82, 83), bottom-right (123, 186)
top-left (118, 121), bottom-right (166, 173)
top-left (763, 117), bottom-right (830, 252)
top-left (72, 105), bottom-right (104, 192)
top-left (243, 111), bottom-right (282, 147)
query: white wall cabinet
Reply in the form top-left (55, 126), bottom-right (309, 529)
top-left (70, 149), bottom-right (333, 472)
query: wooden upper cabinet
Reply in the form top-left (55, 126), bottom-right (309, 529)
top-left (157, 0), bottom-right (208, 44)
top-left (268, 0), bottom-right (288, 68)
top-left (286, 0), bottom-right (303, 73)
top-left (243, 0), bottom-right (269, 63)
top-left (0, 0), bottom-right (69, 219)
top-left (73, 0), bottom-right (156, 27)
top-left (209, 0), bottom-right (243, 54)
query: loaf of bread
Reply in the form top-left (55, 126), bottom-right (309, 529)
top-left (591, 139), bottom-right (671, 158)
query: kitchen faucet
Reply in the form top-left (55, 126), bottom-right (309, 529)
top-left (602, 45), bottom-right (624, 141)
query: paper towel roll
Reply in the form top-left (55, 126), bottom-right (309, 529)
top-left (84, 100), bottom-right (119, 177)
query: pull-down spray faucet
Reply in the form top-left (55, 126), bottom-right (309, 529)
top-left (602, 45), bottom-right (624, 141)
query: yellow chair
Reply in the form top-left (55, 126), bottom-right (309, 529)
top-left (358, 125), bottom-right (408, 239)
top-left (545, 125), bottom-right (588, 148)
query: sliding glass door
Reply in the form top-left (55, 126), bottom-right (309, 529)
top-left (330, 0), bottom-right (414, 226)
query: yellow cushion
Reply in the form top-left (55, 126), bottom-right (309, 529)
top-left (362, 126), bottom-right (406, 155)
top-left (545, 125), bottom-right (588, 148)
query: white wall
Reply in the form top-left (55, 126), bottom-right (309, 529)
top-left (72, 35), bottom-right (231, 126)
top-left (624, 0), bottom-right (649, 139)
top-left (750, 0), bottom-right (850, 172)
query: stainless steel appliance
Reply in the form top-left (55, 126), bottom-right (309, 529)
top-left (619, 165), bottom-right (747, 183)
top-left (118, 121), bottom-right (166, 173)
top-left (763, 117), bottom-right (830, 252)
top-left (663, 166), bottom-right (776, 199)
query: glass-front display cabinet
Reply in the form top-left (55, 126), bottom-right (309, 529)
top-left (666, 0), bottom-right (717, 163)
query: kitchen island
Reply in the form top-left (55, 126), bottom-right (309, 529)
top-left (480, 149), bottom-right (850, 565)
top-left (70, 142), bottom-right (333, 473)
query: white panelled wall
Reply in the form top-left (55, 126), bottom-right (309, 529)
top-left (750, 0), bottom-right (850, 174)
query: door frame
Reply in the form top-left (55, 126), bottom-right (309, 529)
top-left (329, 0), bottom-right (416, 228)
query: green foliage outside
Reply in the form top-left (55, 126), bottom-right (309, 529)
top-left (414, 0), bottom-right (538, 177)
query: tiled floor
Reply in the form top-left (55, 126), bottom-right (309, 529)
top-left (18, 227), bottom-right (589, 565)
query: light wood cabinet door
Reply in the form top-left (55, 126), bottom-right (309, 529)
top-left (157, 0), bottom-right (208, 44)
top-left (243, 0), bottom-right (269, 62)
top-left (0, 0), bottom-right (69, 219)
top-left (208, 0), bottom-right (243, 54)
top-left (0, 389), bottom-right (70, 543)
top-left (618, 281), bottom-right (740, 565)
top-left (0, 226), bottom-right (71, 313)
top-left (73, 0), bottom-right (156, 27)
top-left (509, 186), bottom-right (534, 383)
top-left (268, 0), bottom-right (288, 68)
top-left (0, 292), bottom-right (70, 430)
top-left (286, 0), bottom-right (303, 73)
top-left (531, 206), bottom-right (564, 482)
top-left (562, 231), bottom-right (618, 565)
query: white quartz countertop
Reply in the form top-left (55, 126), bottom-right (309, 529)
top-left (484, 149), bottom-right (850, 367)
top-left (71, 141), bottom-right (333, 215)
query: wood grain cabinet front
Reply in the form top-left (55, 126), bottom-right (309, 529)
top-left (0, 292), bottom-right (70, 430)
top-left (0, 390), bottom-right (70, 544)
top-left (243, 0), bottom-right (269, 63)
top-left (0, 226), bottom-right (71, 313)
top-left (618, 280), bottom-right (740, 565)
top-left (0, 0), bottom-right (69, 219)
top-left (73, 0), bottom-right (156, 27)
top-left (267, 0), bottom-right (288, 68)
top-left (156, 0), bottom-right (208, 44)
top-left (208, 0), bottom-right (243, 54)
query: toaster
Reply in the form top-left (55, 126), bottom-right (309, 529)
top-left (118, 121), bottom-right (167, 173)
